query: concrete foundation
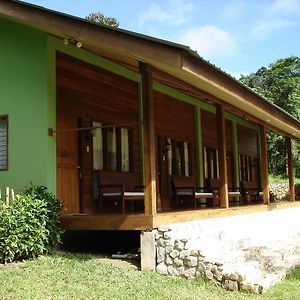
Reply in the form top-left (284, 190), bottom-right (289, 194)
top-left (140, 230), bottom-right (156, 270)
top-left (153, 207), bottom-right (300, 293)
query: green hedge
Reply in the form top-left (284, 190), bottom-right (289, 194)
top-left (0, 185), bottom-right (63, 264)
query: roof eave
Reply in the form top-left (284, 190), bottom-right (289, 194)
top-left (1, 0), bottom-right (300, 139)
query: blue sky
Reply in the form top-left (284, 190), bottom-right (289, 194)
top-left (26, 0), bottom-right (300, 78)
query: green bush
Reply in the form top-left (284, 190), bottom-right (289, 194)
top-left (0, 185), bottom-right (63, 264)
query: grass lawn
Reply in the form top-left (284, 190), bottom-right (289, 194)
top-left (1, 252), bottom-right (300, 300)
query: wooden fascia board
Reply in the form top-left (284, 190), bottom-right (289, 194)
top-left (151, 54), bottom-right (300, 140)
top-left (0, 0), bottom-right (182, 68)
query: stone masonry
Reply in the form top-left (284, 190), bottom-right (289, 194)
top-left (269, 183), bottom-right (289, 202)
top-left (155, 207), bottom-right (300, 293)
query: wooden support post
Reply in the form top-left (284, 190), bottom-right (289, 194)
top-left (231, 122), bottom-right (239, 189)
top-left (286, 137), bottom-right (295, 201)
top-left (216, 104), bottom-right (229, 208)
top-left (260, 125), bottom-right (269, 204)
top-left (195, 106), bottom-right (204, 188)
top-left (139, 62), bottom-right (157, 216)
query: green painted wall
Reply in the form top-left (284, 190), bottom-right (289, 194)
top-left (0, 18), bottom-right (53, 193)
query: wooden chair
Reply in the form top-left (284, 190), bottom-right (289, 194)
top-left (206, 178), bottom-right (242, 205)
top-left (240, 181), bottom-right (262, 204)
top-left (172, 177), bottom-right (219, 209)
top-left (97, 170), bottom-right (144, 214)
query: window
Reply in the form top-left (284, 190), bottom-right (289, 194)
top-left (167, 138), bottom-right (192, 177)
top-left (239, 154), bottom-right (253, 182)
top-left (204, 147), bottom-right (219, 179)
top-left (92, 122), bottom-right (132, 172)
top-left (0, 116), bottom-right (8, 171)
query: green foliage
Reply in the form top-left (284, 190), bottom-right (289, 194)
top-left (240, 56), bottom-right (300, 176)
top-left (85, 11), bottom-right (119, 27)
top-left (0, 185), bottom-right (63, 264)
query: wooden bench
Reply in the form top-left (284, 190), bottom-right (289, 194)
top-left (206, 178), bottom-right (242, 205)
top-left (240, 181), bottom-right (262, 204)
top-left (295, 184), bottom-right (300, 201)
top-left (172, 177), bottom-right (219, 208)
top-left (97, 170), bottom-right (144, 214)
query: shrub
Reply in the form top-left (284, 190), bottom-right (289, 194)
top-left (0, 185), bottom-right (63, 264)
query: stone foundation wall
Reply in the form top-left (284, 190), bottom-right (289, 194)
top-left (155, 207), bottom-right (300, 293)
top-left (269, 183), bottom-right (289, 202)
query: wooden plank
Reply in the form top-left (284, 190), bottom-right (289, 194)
top-left (216, 104), bottom-right (229, 208)
top-left (152, 201), bottom-right (300, 228)
top-left (78, 117), bottom-right (94, 213)
top-left (140, 63), bottom-right (157, 215)
top-left (260, 125), bottom-right (269, 204)
top-left (56, 114), bottom-right (80, 214)
top-left (61, 213), bottom-right (153, 230)
top-left (154, 91), bottom-right (195, 141)
top-left (61, 201), bottom-right (300, 231)
top-left (286, 137), bottom-right (295, 201)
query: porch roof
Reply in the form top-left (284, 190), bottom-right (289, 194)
top-left (1, 0), bottom-right (300, 139)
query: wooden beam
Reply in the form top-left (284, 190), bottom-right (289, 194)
top-left (139, 63), bottom-right (157, 216)
top-left (0, 1), bottom-right (182, 68)
top-left (286, 137), bottom-right (295, 201)
top-left (260, 125), bottom-right (269, 204)
top-left (60, 213), bottom-right (153, 230)
top-left (216, 104), bottom-right (229, 208)
top-left (152, 201), bottom-right (300, 228)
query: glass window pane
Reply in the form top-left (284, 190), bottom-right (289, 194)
top-left (106, 127), bottom-right (117, 171)
top-left (92, 122), bottom-right (103, 170)
top-left (209, 151), bottom-right (214, 179)
top-left (167, 138), bottom-right (172, 176)
top-left (175, 144), bottom-right (182, 176)
top-left (121, 128), bottom-right (129, 172)
top-left (204, 147), bottom-right (208, 178)
top-left (184, 142), bottom-right (189, 176)
top-left (215, 149), bottom-right (219, 179)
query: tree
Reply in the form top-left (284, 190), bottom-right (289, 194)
top-left (240, 57), bottom-right (300, 177)
top-left (85, 12), bottom-right (119, 27)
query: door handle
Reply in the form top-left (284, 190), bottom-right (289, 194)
top-left (76, 165), bottom-right (82, 179)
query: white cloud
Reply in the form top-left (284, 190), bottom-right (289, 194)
top-left (138, 0), bottom-right (194, 27)
top-left (250, 0), bottom-right (300, 39)
top-left (223, 0), bottom-right (246, 18)
top-left (271, 0), bottom-right (300, 15)
top-left (177, 26), bottom-right (237, 59)
top-left (252, 19), bottom-right (296, 39)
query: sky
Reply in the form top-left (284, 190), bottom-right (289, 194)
top-left (26, 0), bottom-right (300, 78)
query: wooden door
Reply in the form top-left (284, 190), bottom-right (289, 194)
top-left (57, 114), bottom-right (80, 214)
top-left (78, 117), bottom-right (94, 213)
top-left (156, 136), bottom-right (171, 210)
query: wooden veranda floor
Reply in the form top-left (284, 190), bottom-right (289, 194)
top-left (60, 201), bottom-right (300, 231)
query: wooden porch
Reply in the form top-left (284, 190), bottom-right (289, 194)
top-left (61, 201), bottom-right (300, 231)
top-left (55, 43), bottom-right (298, 231)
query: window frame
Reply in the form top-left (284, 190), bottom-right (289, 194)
top-left (169, 138), bottom-right (192, 177)
top-left (0, 115), bottom-right (8, 171)
top-left (239, 154), bottom-right (253, 182)
top-left (93, 123), bottom-right (133, 173)
top-left (203, 146), bottom-right (219, 180)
